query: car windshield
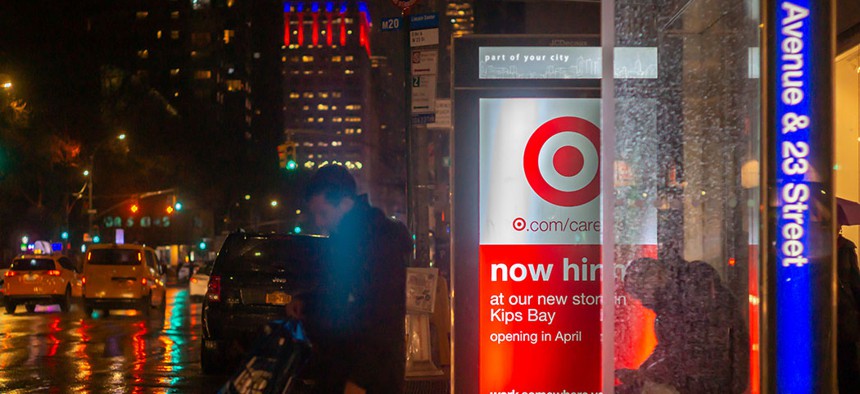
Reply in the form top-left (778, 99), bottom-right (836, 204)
top-left (88, 249), bottom-right (141, 265)
top-left (213, 235), bottom-right (323, 276)
top-left (11, 258), bottom-right (55, 271)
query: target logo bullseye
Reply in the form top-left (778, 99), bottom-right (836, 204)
top-left (512, 217), bottom-right (527, 231)
top-left (523, 116), bottom-right (600, 207)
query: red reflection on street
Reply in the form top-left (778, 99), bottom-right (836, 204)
top-left (74, 320), bottom-right (93, 382)
top-left (132, 321), bottom-right (148, 384)
top-left (47, 317), bottom-right (61, 357)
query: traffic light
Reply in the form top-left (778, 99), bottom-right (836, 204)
top-left (199, 241), bottom-right (207, 250)
top-left (277, 143), bottom-right (288, 169)
top-left (293, 225), bottom-right (302, 234)
top-left (285, 142), bottom-right (298, 171)
top-left (61, 231), bottom-right (69, 240)
top-left (174, 202), bottom-right (183, 211)
top-left (166, 205), bottom-right (175, 214)
top-left (130, 203), bottom-right (139, 214)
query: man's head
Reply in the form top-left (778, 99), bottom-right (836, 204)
top-left (623, 257), bottom-right (674, 309)
top-left (304, 165), bottom-right (357, 233)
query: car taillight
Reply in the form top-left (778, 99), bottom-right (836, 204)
top-left (191, 277), bottom-right (198, 284)
top-left (81, 276), bottom-right (86, 285)
top-left (47, 270), bottom-right (61, 276)
top-left (141, 277), bottom-right (147, 286)
top-left (4, 271), bottom-right (15, 277)
top-left (206, 275), bottom-right (221, 302)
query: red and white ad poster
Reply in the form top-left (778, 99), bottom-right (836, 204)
top-left (479, 98), bottom-right (603, 393)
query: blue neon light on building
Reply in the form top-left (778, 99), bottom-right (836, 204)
top-left (774, 0), bottom-right (813, 392)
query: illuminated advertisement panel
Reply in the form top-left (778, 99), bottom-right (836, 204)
top-left (479, 98), bottom-right (602, 392)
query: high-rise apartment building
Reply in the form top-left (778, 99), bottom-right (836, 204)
top-left (281, 1), bottom-right (373, 192)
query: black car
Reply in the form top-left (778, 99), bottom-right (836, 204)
top-left (201, 231), bottom-right (327, 374)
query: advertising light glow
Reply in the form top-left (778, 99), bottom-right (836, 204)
top-left (774, 1), bottom-right (813, 391)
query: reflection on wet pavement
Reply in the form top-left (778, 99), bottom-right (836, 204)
top-left (0, 287), bottom-right (227, 393)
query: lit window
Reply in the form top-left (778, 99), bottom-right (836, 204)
top-left (331, 56), bottom-right (342, 62)
top-left (224, 30), bottom-right (235, 44)
top-left (171, 11), bottom-right (180, 19)
top-left (318, 70), bottom-right (325, 75)
top-left (302, 105), bottom-right (310, 111)
top-left (345, 104), bottom-right (362, 111)
top-left (347, 30), bottom-right (353, 35)
top-left (191, 51), bottom-right (198, 57)
top-left (344, 70), bottom-right (354, 75)
top-left (318, 142), bottom-right (329, 147)
top-left (171, 30), bottom-right (180, 39)
top-left (345, 128), bottom-right (355, 134)
top-left (317, 104), bottom-right (329, 111)
top-left (303, 70), bottom-right (313, 75)
top-left (137, 49), bottom-right (149, 59)
top-left (282, 56), bottom-right (287, 62)
top-left (227, 0), bottom-right (234, 7)
top-left (194, 70), bottom-right (211, 79)
top-left (170, 68), bottom-right (180, 76)
top-left (332, 92), bottom-right (342, 98)
top-left (303, 92), bottom-right (315, 98)
top-left (345, 117), bottom-right (361, 123)
top-left (302, 56), bottom-right (314, 62)
top-left (291, 56), bottom-right (300, 62)
top-left (289, 92), bottom-right (299, 99)
top-left (136, 11), bottom-right (149, 19)
top-left (225, 80), bottom-right (243, 91)
top-left (356, 128), bottom-right (362, 134)
top-left (303, 142), bottom-right (314, 147)
top-left (291, 70), bottom-right (300, 75)
top-left (307, 117), bottom-right (315, 123)
top-left (157, 30), bottom-right (163, 39)
top-left (332, 117), bottom-right (343, 123)
top-left (345, 56), bottom-right (354, 62)
top-left (331, 106), bottom-right (338, 110)
top-left (319, 92), bottom-right (329, 99)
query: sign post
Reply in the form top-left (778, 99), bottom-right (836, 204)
top-left (762, 0), bottom-right (836, 392)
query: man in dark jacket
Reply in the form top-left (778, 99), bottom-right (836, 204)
top-left (618, 257), bottom-right (749, 394)
top-left (837, 231), bottom-right (860, 392)
top-left (296, 164), bottom-right (410, 393)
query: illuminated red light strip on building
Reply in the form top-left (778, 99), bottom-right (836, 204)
top-left (312, 12), bottom-right (319, 46)
top-left (297, 12), bottom-right (304, 46)
top-left (339, 11), bottom-right (347, 46)
top-left (326, 12), bottom-right (333, 46)
top-left (359, 11), bottom-right (369, 56)
top-left (283, 13), bottom-right (290, 46)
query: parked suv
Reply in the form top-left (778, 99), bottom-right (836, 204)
top-left (4, 253), bottom-right (80, 313)
top-left (201, 231), bottom-right (327, 374)
top-left (81, 244), bottom-right (166, 317)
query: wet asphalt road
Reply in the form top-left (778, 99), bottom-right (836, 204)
top-left (0, 286), bottom-right (228, 393)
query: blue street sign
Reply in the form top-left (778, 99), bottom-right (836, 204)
top-left (411, 113), bottom-right (436, 125)
top-left (381, 17), bottom-right (402, 32)
top-left (409, 13), bottom-right (438, 30)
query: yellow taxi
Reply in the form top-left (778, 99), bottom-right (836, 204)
top-left (81, 244), bottom-right (166, 316)
top-left (4, 253), bottom-right (80, 314)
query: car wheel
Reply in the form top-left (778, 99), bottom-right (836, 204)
top-left (4, 302), bottom-right (15, 314)
top-left (60, 286), bottom-right (71, 312)
top-left (141, 295), bottom-right (152, 317)
top-left (201, 343), bottom-right (224, 375)
top-left (25, 304), bottom-right (36, 313)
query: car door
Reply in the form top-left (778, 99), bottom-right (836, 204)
top-left (145, 251), bottom-right (165, 305)
top-left (58, 257), bottom-right (79, 296)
